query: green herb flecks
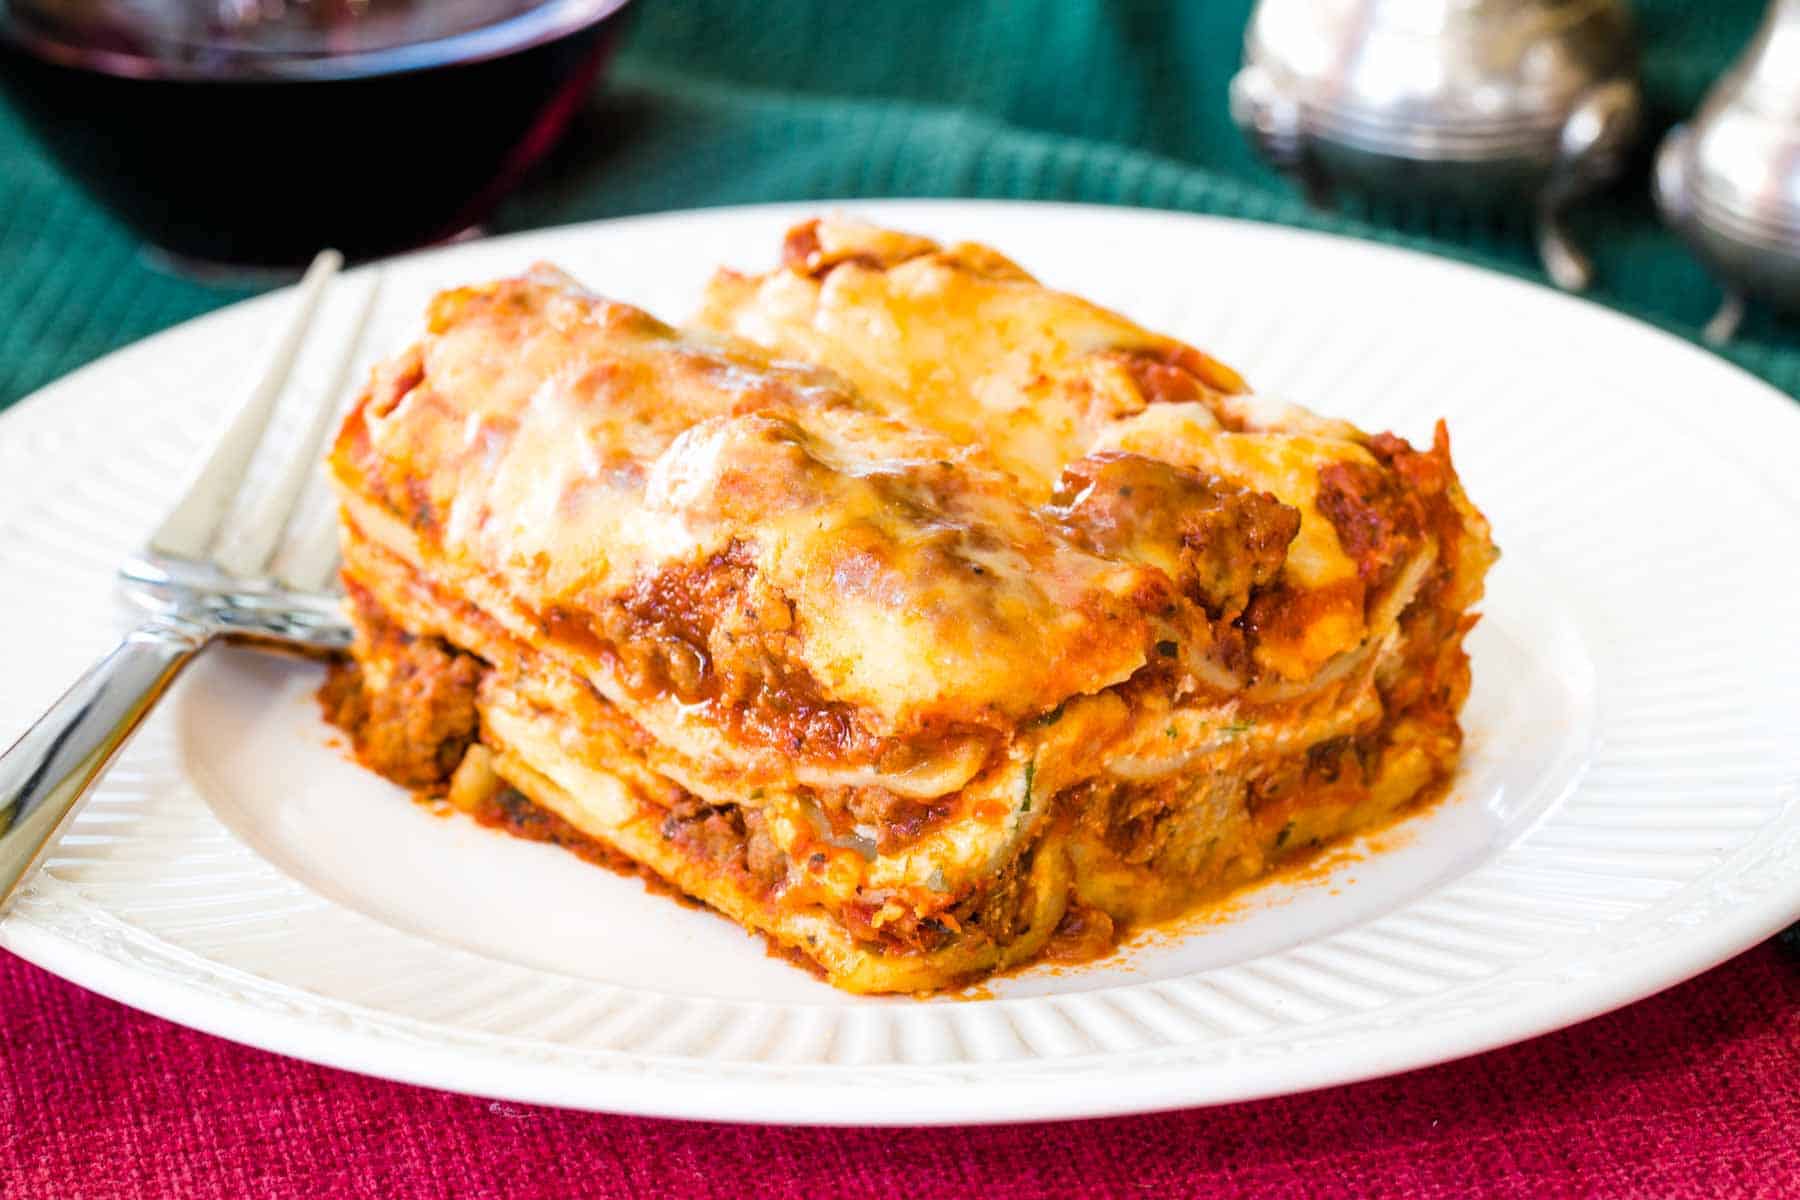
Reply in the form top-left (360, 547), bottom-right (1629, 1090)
top-left (1222, 717), bottom-right (1256, 736)
top-left (1035, 703), bottom-right (1066, 727)
top-left (1021, 759), bottom-right (1037, 813)
top-left (1165, 724), bottom-right (1178, 739)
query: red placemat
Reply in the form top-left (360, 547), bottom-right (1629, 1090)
top-left (2, 940), bottom-right (1795, 1198)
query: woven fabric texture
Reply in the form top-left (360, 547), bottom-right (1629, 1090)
top-left (2, 1), bottom-right (1798, 410)
top-left (2, 943), bottom-right (1796, 1198)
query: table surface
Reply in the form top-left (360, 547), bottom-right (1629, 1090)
top-left (2, 1), bottom-right (1797, 1193)
top-left (4, 943), bottom-right (1796, 1197)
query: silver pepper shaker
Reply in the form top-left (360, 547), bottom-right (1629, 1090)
top-left (1654, 0), bottom-right (1800, 344)
top-left (1231, 0), bottom-right (1643, 291)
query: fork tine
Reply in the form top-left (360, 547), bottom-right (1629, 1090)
top-left (273, 490), bottom-right (345, 595)
top-left (214, 269), bottom-right (383, 581)
top-left (149, 249), bottom-right (343, 562)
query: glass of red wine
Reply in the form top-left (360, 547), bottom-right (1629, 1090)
top-left (0, 0), bottom-right (633, 273)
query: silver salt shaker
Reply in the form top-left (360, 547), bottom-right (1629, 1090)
top-left (1231, 0), bottom-right (1643, 291)
top-left (1654, 0), bottom-right (1800, 343)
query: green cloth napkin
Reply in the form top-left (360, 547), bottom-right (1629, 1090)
top-left (2, 0), bottom-right (1797, 411)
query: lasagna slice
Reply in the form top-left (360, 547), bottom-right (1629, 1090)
top-left (326, 222), bottom-right (1495, 994)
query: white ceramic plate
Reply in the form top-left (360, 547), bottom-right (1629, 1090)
top-left (3, 201), bottom-right (1798, 1126)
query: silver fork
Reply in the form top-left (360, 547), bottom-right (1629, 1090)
top-left (0, 251), bottom-right (376, 913)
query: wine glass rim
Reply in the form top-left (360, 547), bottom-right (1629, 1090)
top-left (0, 0), bottom-right (632, 81)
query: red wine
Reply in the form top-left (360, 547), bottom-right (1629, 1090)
top-left (0, 0), bottom-right (631, 268)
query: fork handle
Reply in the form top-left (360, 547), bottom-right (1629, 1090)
top-left (0, 618), bottom-right (210, 913)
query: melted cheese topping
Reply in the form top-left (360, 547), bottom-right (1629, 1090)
top-left (700, 237), bottom-right (1242, 498)
top-left (333, 266), bottom-right (1168, 745)
top-left (697, 218), bottom-right (1427, 681)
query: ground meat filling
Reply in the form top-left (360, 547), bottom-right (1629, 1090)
top-left (659, 794), bottom-right (790, 897)
top-left (1043, 903), bottom-right (1117, 964)
top-left (320, 612), bottom-right (483, 791)
top-left (1081, 775), bottom-right (1187, 868)
top-left (1249, 737), bottom-right (1370, 826)
top-left (549, 540), bottom-right (964, 764)
top-left (841, 846), bottom-right (1039, 955)
top-left (1048, 451), bottom-right (1300, 621)
top-left (471, 785), bottom-right (640, 877)
top-left (1315, 458), bottom-right (1428, 595)
top-left (845, 789), bottom-right (954, 854)
top-left (951, 845), bottom-right (1037, 947)
top-left (1115, 345), bottom-right (1249, 413)
top-left (781, 785), bottom-right (957, 855)
top-left (592, 541), bottom-right (763, 705)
